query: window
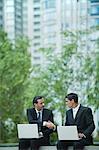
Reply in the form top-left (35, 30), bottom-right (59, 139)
top-left (91, 0), bottom-right (99, 3)
top-left (34, 22), bottom-right (40, 25)
top-left (34, 14), bottom-right (40, 18)
top-left (44, 0), bottom-right (56, 9)
top-left (34, 29), bottom-right (40, 32)
top-left (34, 7), bottom-right (40, 11)
top-left (91, 18), bottom-right (99, 26)
top-left (91, 5), bottom-right (99, 15)
top-left (34, 0), bottom-right (40, 3)
top-left (6, 0), bottom-right (14, 5)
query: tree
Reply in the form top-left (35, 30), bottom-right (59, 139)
top-left (27, 31), bottom-right (77, 125)
top-left (83, 38), bottom-right (99, 110)
top-left (26, 29), bottom-right (99, 126)
top-left (0, 29), bottom-right (31, 142)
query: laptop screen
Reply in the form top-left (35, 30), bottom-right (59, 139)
top-left (57, 126), bottom-right (79, 140)
top-left (17, 124), bottom-right (39, 139)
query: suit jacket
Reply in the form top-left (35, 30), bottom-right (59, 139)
top-left (65, 104), bottom-right (95, 144)
top-left (27, 108), bottom-right (54, 137)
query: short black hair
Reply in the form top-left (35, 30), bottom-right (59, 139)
top-left (65, 93), bottom-right (78, 103)
top-left (33, 96), bottom-right (44, 105)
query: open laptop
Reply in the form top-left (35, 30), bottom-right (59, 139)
top-left (57, 126), bottom-right (79, 140)
top-left (17, 124), bottom-right (39, 139)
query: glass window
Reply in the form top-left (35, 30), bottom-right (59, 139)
top-left (91, 18), bottom-right (99, 26)
top-left (34, 43), bottom-right (40, 46)
top-left (6, 19), bottom-right (14, 26)
top-left (91, 5), bottom-right (99, 15)
top-left (34, 0), bottom-right (40, 3)
top-left (34, 0), bottom-right (40, 2)
top-left (43, 12), bottom-right (55, 21)
top-left (34, 22), bottom-right (40, 25)
top-left (34, 14), bottom-right (40, 18)
top-left (6, 0), bottom-right (14, 5)
top-left (44, 24), bottom-right (56, 33)
top-left (6, 13), bottom-right (14, 18)
top-left (94, 18), bottom-right (99, 25)
top-left (44, 0), bottom-right (56, 9)
top-left (34, 28), bottom-right (40, 32)
top-left (34, 7), bottom-right (40, 11)
top-left (34, 35), bottom-right (40, 39)
top-left (91, 0), bottom-right (99, 3)
top-left (81, 0), bottom-right (87, 3)
top-left (66, 0), bottom-right (71, 4)
top-left (6, 6), bottom-right (14, 13)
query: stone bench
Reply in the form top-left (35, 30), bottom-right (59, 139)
top-left (0, 145), bottom-right (99, 150)
top-left (39, 145), bottom-right (99, 150)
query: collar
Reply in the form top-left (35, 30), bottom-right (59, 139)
top-left (35, 108), bottom-right (43, 114)
top-left (72, 104), bottom-right (80, 112)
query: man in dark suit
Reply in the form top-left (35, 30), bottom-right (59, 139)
top-left (27, 96), bottom-right (55, 150)
top-left (57, 93), bottom-right (95, 150)
top-left (19, 96), bottom-right (54, 150)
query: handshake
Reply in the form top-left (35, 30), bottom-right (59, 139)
top-left (43, 121), bottom-right (56, 130)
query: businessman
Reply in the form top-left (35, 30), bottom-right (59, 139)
top-left (27, 96), bottom-right (55, 150)
top-left (57, 93), bottom-right (95, 150)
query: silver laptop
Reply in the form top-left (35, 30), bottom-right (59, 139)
top-left (17, 124), bottom-right (39, 139)
top-left (57, 126), bottom-right (79, 140)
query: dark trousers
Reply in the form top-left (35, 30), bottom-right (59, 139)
top-left (19, 139), bottom-right (30, 150)
top-left (57, 138), bottom-right (91, 150)
top-left (19, 136), bottom-right (50, 150)
top-left (30, 136), bottom-right (50, 150)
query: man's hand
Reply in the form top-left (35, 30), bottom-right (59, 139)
top-left (43, 121), bottom-right (56, 129)
top-left (78, 133), bottom-right (86, 139)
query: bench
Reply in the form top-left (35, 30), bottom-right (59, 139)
top-left (0, 143), bottom-right (99, 150)
top-left (39, 145), bottom-right (99, 150)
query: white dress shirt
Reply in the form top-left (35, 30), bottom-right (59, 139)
top-left (35, 109), bottom-right (42, 122)
top-left (72, 104), bottom-right (80, 119)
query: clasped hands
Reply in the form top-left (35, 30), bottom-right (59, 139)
top-left (43, 121), bottom-right (56, 129)
top-left (43, 121), bottom-right (86, 138)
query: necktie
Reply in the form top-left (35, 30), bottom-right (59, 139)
top-left (37, 111), bottom-right (41, 132)
top-left (38, 111), bottom-right (41, 122)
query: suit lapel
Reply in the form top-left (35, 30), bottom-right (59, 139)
top-left (74, 105), bottom-right (83, 122)
top-left (69, 109), bottom-right (75, 123)
top-left (33, 108), bottom-right (38, 119)
top-left (42, 109), bottom-right (46, 121)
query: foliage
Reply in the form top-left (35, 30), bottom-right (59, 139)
top-left (0, 29), bottom-right (31, 143)
top-left (26, 29), bottom-right (99, 127)
top-left (0, 28), bottom-right (98, 143)
top-left (26, 31), bottom-right (78, 125)
top-left (84, 38), bottom-right (99, 110)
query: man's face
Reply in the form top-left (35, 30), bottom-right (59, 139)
top-left (65, 98), bottom-right (74, 108)
top-left (34, 98), bottom-right (45, 111)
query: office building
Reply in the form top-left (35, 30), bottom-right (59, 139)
top-left (90, 0), bottom-right (99, 27)
top-left (0, 0), bottom-right (4, 28)
top-left (2, 0), bottom-right (23, 42)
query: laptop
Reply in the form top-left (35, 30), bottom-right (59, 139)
top-left (17, 124), bottom-right (39, 139)
top-left (57, 126), bottom-right (79, 140)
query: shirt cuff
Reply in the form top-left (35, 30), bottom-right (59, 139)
top-left (43, 121), bottom-right (47, 126)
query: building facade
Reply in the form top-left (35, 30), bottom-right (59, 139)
top-left (90, 0), bottom-right (99, 27)
top-left (2, 0), bottom-right (23, 42)
top-left (0, 0), bottom-right (4, 28)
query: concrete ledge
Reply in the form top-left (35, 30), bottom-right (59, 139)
top-left (0, 144), bottom-right (99, 150)
top-left (39, 145), bottom-right (99, 150)
top-left (0, 143), bottom-right (18, 147)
